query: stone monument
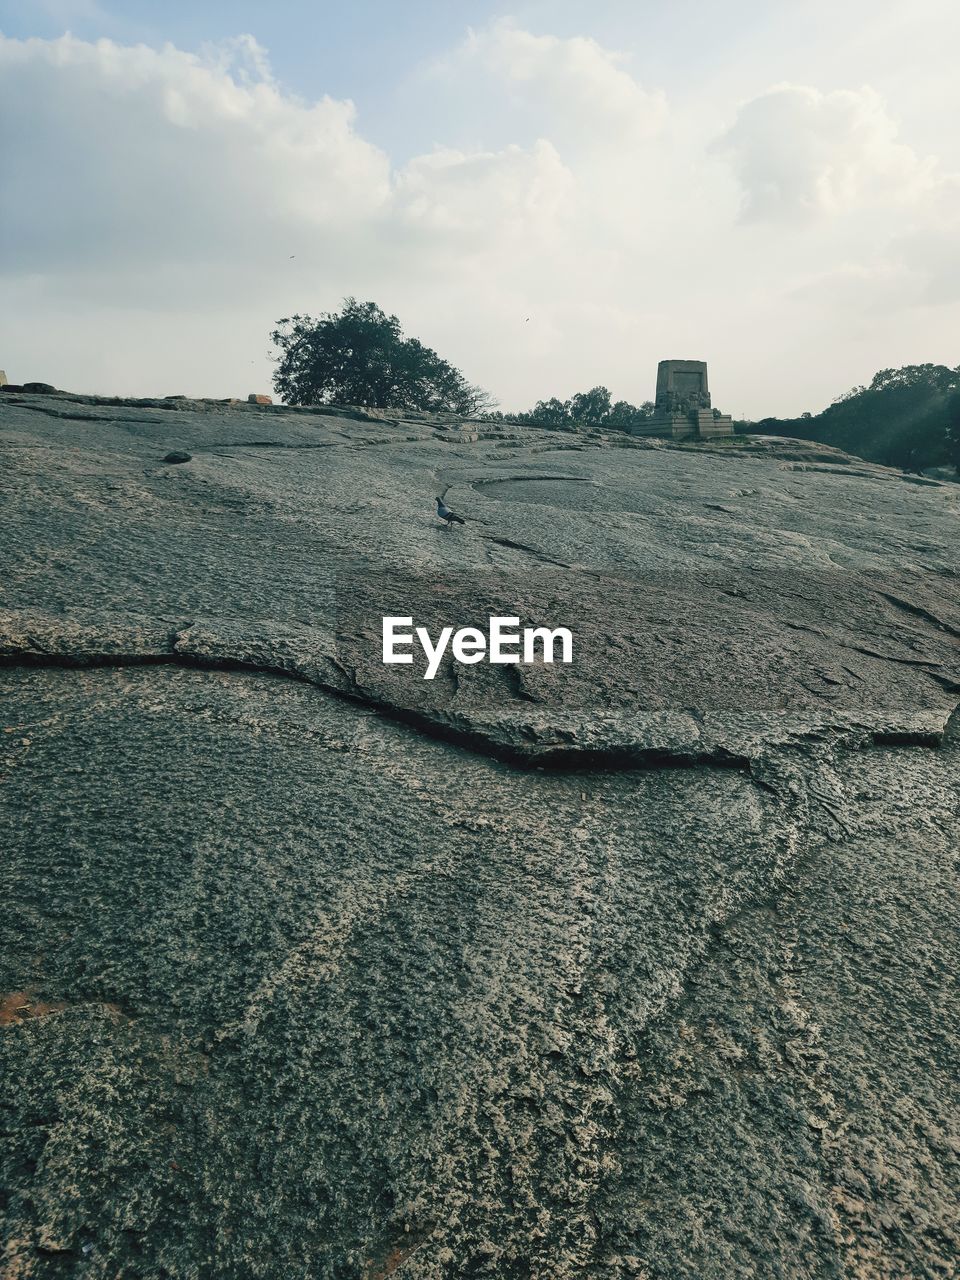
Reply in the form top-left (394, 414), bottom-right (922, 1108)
top-left (631, 359), bottom-right (734, 440)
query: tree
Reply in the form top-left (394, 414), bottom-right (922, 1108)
top-left (501, 387), bottom-right (654, 431)
top-left (568, 386), bottom-right (613, 423)
top-left (270, 298), bottom-right (494, 414)
top-left (607, 399), bottom-right (654, 430)
top-left (526, 397), bottom-right (572, 426)
top-left (868, 364), bottom-right (955, 393)
top-left (746, 363), bottom-right (960, 472)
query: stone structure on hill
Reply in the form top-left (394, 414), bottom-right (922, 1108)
top-left (632, 359), bottom-right (734, 440)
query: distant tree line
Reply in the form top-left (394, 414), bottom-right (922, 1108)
top-left (484, 385), bottom-right (654, 431)
top-left (271, 300), bottom-right (654, 430)
top-left (270, 304), bottom-right (959, 475)
top-left (745, 364), bottom-right (960, 474)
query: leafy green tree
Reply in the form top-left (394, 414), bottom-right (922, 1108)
top-left (868, 364), bottom-right (956, 392)
top-left (569, 386), bottom-right (613, 423)
top-left (271, 298), bottom-right (494, 414)
top-left (525, 397), bottom-right (572, 426)
top-left (502, 387), bottom-right (653, 431)
top-left (751, 363), bottom-right (960, 472)
top-left (607, 399), bottom-right (654, 429)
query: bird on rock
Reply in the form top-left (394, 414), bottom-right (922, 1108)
top-left (436, 496), bottom-right (465, 528)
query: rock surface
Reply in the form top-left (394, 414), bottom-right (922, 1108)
top-left (1, 389), bottom-right (958, 1279)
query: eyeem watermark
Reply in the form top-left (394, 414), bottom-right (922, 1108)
top-left (382, 616), bottom-right (573, 680)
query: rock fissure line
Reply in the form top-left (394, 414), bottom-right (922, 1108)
top-left (3, 401), bottom-right (171, 426)
top-left (194, 440), bottom-right (338, 452)
top-left (878, 590), bottom-right (960, 641)
top-left (476, 533), bottom-right (572, 568)
top-left (1, 642), bottom-right (754, 773)
top-left (2, 625), bottom-right (957, 779)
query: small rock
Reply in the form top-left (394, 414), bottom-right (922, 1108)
top-left (163, 451), bottom-right (192, 464)
top-left (23, 382), bottom-right (56, 393)
top-left (1, 384), bottom-right (23, 393)
top-left (248, 393), bottom-right (273, 406)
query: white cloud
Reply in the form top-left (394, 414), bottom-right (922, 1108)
top-left (791, 261), bottom-right (921, 312)
top-left (0, 31), bottom-right (576, 280)
top-left (0, 31), bottom-right (585, 399)
top-left (888, 177), bottom-right (960, 303)
top-left (784, 163), bottom-right (960, 317)
top-left (444, 18), bottom-right (666, 150)
top-left (713, 83), bottom-right (937, 223)
top-left (0, 32), bottom-right (392, 276)
top-left (395, 140), bottom-right (575, 247)
top-left (0, 26), bottom-right (958, 416)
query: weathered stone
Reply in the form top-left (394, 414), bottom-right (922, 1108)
top-left (0, 388), bottom-right (958, 1279)
top-left (21, 381), bottom-right (56, 394)
top-left (162, 450), bottom-right (192, 464)
top-left (658, 357), bottom-right (713, 409)
top-left (248, 392), bottom-right (273, 405)
top-left (633, 358), bottom-right (735, 440)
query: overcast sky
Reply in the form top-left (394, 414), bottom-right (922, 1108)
top-left (2, 0), bottom-right (958, 416)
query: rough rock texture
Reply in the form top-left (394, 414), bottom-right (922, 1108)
top-left (1, 390), bottom-right (958, 1279)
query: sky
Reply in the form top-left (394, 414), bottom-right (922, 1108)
top-left (1, 0), bottom-right (959, 417)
